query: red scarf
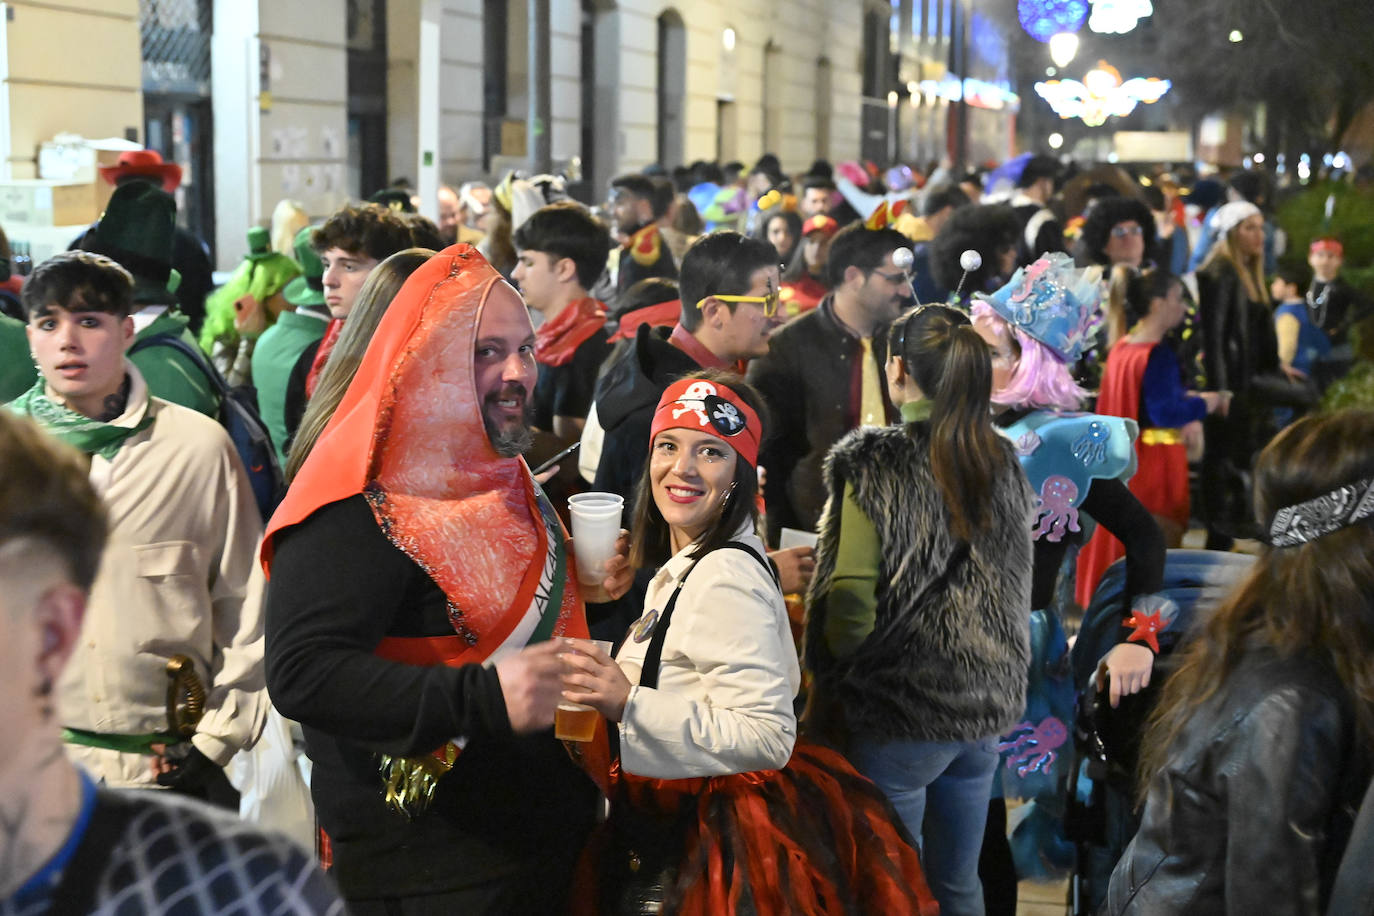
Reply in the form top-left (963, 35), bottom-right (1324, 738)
top-left (304, 318), bottom-right (343, 397)
top-left (534, 297), bottom-right (607, 367)
top-left (608, 299), bottom-right (681, 342)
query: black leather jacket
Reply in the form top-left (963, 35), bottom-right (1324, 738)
top-left (1105, 648), bottom-right (1367, 916)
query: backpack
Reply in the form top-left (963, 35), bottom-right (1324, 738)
top-left (129, 333), bottom-right (283, 521)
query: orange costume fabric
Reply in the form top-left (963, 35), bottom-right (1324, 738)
top-left (262, 243), bottom-right (600, 762)
top-left (1076, 338), bottom-right (1189, 608)
top-left (780, 273), bottom-right (828, 318)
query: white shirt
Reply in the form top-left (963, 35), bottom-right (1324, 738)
top-left (615, 526), bottom-right (800, 779)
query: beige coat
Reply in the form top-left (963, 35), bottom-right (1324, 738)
top-left (59, 365), bottom-right (267, 787)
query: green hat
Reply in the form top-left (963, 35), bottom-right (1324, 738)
top-left (84, 182), bottom-right (181, 305)
top-left (246, 225), bottom-right (272, 259)
top-left (283, 224), bottom-right (325, 308)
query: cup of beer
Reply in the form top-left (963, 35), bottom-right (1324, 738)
top-left (556, 639), bottom-right (614, 742)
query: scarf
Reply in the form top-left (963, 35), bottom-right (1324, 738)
top-left (8, 373), bottom-right (151, 459)
top-left (533, 297), bottom-right (606, 367)
top-left (304, 317), bottom-right (343, 397)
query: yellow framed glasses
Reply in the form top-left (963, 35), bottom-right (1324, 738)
top-left (696, 288), bottom-right (781, 318)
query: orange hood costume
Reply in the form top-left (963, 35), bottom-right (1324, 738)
top-left (261, 244), bottom-right (601, 808)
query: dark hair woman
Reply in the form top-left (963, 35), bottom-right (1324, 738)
top-left (779, 214), bottom-right (838, 317)
top-left (757, 208), bottom-right (802, 268)
top-left (1106, 410), bottom-right (1374, 915)
top-left (562, 368), bottom-right (937, 915)
top-left (804, 305), bottom-right (1034, 916)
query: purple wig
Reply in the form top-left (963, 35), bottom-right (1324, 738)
top-left (971, 300), bottom-right (1086, 412)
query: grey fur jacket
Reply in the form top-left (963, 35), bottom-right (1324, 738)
top-left (803, 420), bottom-right (1034, 744)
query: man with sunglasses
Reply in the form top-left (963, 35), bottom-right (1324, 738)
top-left (748, 223), bottom-right (913, 542)
top-left (588, 232), bottom-right (800, 638)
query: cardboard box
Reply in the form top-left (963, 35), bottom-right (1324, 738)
top-left (0, 180), bottom-right (104, 228)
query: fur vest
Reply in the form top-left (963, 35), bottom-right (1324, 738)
top-left (804, 421), bottom-right (1034, 744)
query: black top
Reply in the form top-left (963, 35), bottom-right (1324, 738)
top-left (532, 327), bottom-right (612, 432)
top-left (265, 495), bottom-right (597, 902)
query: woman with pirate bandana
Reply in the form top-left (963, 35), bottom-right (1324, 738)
top-left (562, 369), bottom-right (937, 915)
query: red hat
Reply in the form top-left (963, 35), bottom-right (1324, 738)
top-left (649, 377), bottom-right (761, 468)
top-left (801, 214), bottom-right (839, 237)
top-left (98, 150), bottom-right (183, 192)
top-left (1310, 237), bottom-right (1344, 256)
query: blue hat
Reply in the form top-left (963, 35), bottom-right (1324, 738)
top-left (983, 252), bottom-right (1101, 362)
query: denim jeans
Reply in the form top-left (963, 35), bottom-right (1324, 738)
top-left (850, 735), bottom-right (1001, 916)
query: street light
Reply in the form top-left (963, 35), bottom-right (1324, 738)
top-left (723, 27), bottom-right (736, 51)
top-left (1048, 132), bottom-right (1064, 149)
top-left (1050, 31), bottom-right (1080, 68)
top-left (1228, 30), bottom-right (1243, 42)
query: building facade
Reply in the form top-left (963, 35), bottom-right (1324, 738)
top-left (0, 0), bottom-right (1000, 269)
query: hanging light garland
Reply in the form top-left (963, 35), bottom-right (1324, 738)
top-left (1088, 0), bottom-right (1153, 34)
top-left (1034, 61), bottom-right (1171, 127)
top-left (1018, 0), bottom-right (1090, 42)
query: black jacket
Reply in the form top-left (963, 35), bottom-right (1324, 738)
top-left (591, 323), bottom-right (700, 502)
top-left (1106, 648), bottom-right (1367, 916)
top-left (747, 298), bottom-right (896, 542)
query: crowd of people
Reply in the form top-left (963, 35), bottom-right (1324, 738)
top-left (0, 142), bottom-right (1372, 916)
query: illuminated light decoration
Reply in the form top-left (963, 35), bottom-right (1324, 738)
top-left (1034, 61), bottom-right (1170, 127)
top-left (1019, 0), bottom-right (1089, 42)
top-left (1049, 31), bottom-right (1080, 68)
top-left (1088, 0), bottom-right (1153, 34)
top-left (919, 77), bottom-right (1021, 112)
top-left (1048, 132), bottom-right (1065, 149)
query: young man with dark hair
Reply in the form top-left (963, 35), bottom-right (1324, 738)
top-left (592, 231), bottom-right (782, 505)
top-left (80, 181), bottom-right (220, 417)
top-left (0, 409), bottom-right (345, 914)
top-left (1011, 154), bottom-right (1065, 265)
top-left (749, 224), bottom-right (911, 540)
top-left (799, 175), bottom-right (837, 221)
top-left (608, 173), bottom-right (677, 298)
top-left (300, 203), bottom-right (416, 400)
top-left (8, 251), bottom-right (265, 808)
top-left (899, 184), bottom-right (972, 304)
top-left (587, 231), bottom-right (812, 640)
top-left (512, 201), bottom-right (613, 440)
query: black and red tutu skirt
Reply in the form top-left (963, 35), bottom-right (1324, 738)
top-left (575, 740), bottom-right (939, 915)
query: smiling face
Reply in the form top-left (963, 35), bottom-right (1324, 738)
top-left (473, 283), bottom-right (538, 456)
top-left (712, 264), bottom-right (783, 362)
top-left (320, 247), bottom-right (380, 319)
top-left (650, 428), bottom-right (739, 549)
top-left (26, 304), bottom-right (134, 419)
top-left (857, 253), bottom-right (909, 325)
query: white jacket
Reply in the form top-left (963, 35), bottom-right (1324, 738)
top-left (614, 526), bottom-right (799, 779)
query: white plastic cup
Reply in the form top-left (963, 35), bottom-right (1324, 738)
top-left (569, 493), bottom-right (625, 585)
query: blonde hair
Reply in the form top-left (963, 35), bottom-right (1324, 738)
top-left (270, 199), bottom-right (310, 258)
top-left (1201, 221), bottom-right (1269, 306)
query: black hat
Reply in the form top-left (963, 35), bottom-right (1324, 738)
top-left (368, 188), bottom-right (416, 213)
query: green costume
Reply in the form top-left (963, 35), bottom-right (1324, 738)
top-left (132, 310), bottom-right (219, 417)
top-left (251, 309), bottom-right (327, 465)
top-left (0, 313), bottom-right (36, 403)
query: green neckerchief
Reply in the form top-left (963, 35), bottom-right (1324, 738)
top-left (900, 398), bottom-right (933, 423)
top-left (7, 375), bottom-right (151, 460)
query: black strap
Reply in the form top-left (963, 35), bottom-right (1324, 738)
top-left (638, 541), bottom-right (778, 690)
top-left (45, 790), bottom-right (137, 915)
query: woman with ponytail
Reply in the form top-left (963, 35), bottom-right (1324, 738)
top-left (1076, 267), bottom-right (1228, 605)
top-left (805, 304), bottom-right (1034, 916)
